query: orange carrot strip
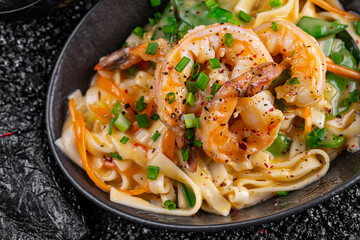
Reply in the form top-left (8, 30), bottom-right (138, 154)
top-left (309, 0), bottom-right (360, 21)
top-left (326, 57), bottom-right (360, 81)
top-left (302, 106), bottom-right (312, 136)
top-left (129, 98), bottom-right (157, 134)
top-left (89, 104), bottom-right (112, 124)
top-left (121, 182), bottom-right (150, 195)
top-left (69, 99), bottom-right (111, 192)
top-left (162, 129), bottom-right (176, 160)
top-left (96, 74), bottom-right (137, 115)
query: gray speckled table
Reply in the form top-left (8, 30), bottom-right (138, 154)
top-left (0, 1), bottom-right (359, 239)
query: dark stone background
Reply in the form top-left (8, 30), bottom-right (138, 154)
top-left (0, 0), bottom-right (359, 239)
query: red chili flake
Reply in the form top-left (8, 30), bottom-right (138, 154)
top-left (168, 66), bottom-right (174, 70)
top-left (264, 163), bottom-right (269, 168)
top-left (284, 117), bottom-right (288, 120)
top-left (288, 92), bottom-right (293, 96)
top-left (196, 11), bottom-right (200, 14)
top-left (324, 107), bottom-right (331, 114)
top-left (290, 175), bottom-right (294, 178)
top-left (352, 145), bottom-right (356, 148)
top-left (315, 68), bottom-right (318, 72)
top-left (269, 108), bottom-right (274, 112)
top-left (317, 174), bottom-right (320, 178)
top-left (346, 84), bottom-right (349, 89)
top-left (220, 69), bottom-right (225, 73)
top-left (305, 151), bottom-right (309, 155)
top-left (213, 117), bottom-right (217, 121)
top-left (268, 171), bottom-right (271, 174)
top-left (125, 89), bottom-right (128, 93)
top-left (238, 142), bottom-right (247, 150)
top-left (282, 49), bottom-right (286, 52)
top-left (231, 209), bottom-right (238, 214)
top-left (165, 97), bottom-right (167, 102)
top-left (201, 101), bottom-right (205, 106)
top-left (212, 179), bottom-right (215, 183)
top-left (258, 228), bottom-right (268, 234)
top-left (356, 40), bottom-right (359, 44)
top-left (270, 165), bottom-right (274, 168)
top-left (253, 62), bottom-right (258, 66)
top-left (1, 132), bottom-right (14, 137)
top-left (253, 54), bottom-right (257, 58)
top-left (265, 112), bottom-right (268, 114)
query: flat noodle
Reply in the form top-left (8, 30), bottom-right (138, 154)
top-left (56, 0), bottom-right (360, 216)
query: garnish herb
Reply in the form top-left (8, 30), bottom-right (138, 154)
top-left (186, 128), bottom-right (195, 140)
top-left (120, 136), bottom-right (129, 144)
top-left (271, 22), bottom-right (279, 32)
top-left (136, 96), bottom-right (147, 112)
top-left (210, 83), bottom-right (221, 95)
top-left (145, 42), bottom-right (159, 55)
top-left (186, 92), bottom-right (195, 106)
top-left (209, 58), bottom-right (221, 69)
top-left (191, 62), bottom-right (201, 80)
top-left (266, 133), bottom-right (292, 156)
top-left (356, 21), bottom-right (360, 35)
top-left (193, 139), bottom-right (203, 147)
top-left (269, 0), bottom-right (282, 8)
top-left (306, 127), bottom-right (345, 148)
top-left (175, 56), bottom-right (191, 72)
top-left (286, 77), bottom-right (300, 85)
top-left (163, 25), bottom-right (177, 35)
top-left (278, 191), bottom-right (288, 196)
top-left (186, 81), bottom-right (197, 94)
top-left (166, 92), bottom-right (176, 104)
top-left (238, 10), bottom-right (251, 23)
top-left (110, 152), bottom-right (122, 161)
top-left (182, 147), bottom-right (189, 162)
top-left (204, 0), bottom-right (218, 11)
top-left (182, 183), bottom-right (196, 207)
top-left (114, 114), bottom-right (131, 132)
top-left (151, 131), bottom-right (161, 141)
top-left (223, 33), bottom-right (234, 47)
top-left (127, 65), bottom-right (137, 76)
top-left (151, 114), bottom-right (160, 120)
top-left (108, 117), bottom-right (115, 135)
top-left (111, 100), bottom-right (121, 115)
top-left (195, 117), bottom-right (200, 129)
top-left (133, 26), bottom-right (145, 37)
top-left (184, 113), bottom-right (196, 128)
top-left (150, 0), bottom-right (161, 7)
top-left (164, 200), bottom-right (177, 210)
top-left (135, 113), bottom-right (151, 128)
top-left (195, 72), bottom-right (210, 91)
top-left (147, 166), bottom-right (160, 180)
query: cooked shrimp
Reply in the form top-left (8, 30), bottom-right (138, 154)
top-left (197, 62), bottom-right (285, 166)
top-left (254, 21), bottom-right (326, 107)
top-left (155, 23), bottom-right (273, 147)
top-left (94, 38), bottom-right (172, 71)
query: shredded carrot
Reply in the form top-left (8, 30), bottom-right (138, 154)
top-left (162, 129), bottom-right (176, 160)
top-left (121, 182), bottom-right (150, 195)
top-left (302, 106), bottom-right (312, 136)
top-left (326, 57), bottom-right (360, 81)
top-left (89, 104), bottom-right (112, 124)
top-left (96, 74), bottom-right (137, 116)
top-left (309, 0), bottom-right (360, 21)
top-left (69, 98), bottom-right (111, 192)
top-left (129, 98), bottom-right (157, 134)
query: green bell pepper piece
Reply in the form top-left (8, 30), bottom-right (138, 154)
top-left (296, 17), bottom-right (348, 39)
top-left (306, 127), bottom-right (344, 148)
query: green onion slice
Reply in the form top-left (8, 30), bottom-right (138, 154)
top-left (286, 77), bottom-right (300, 85)
top-left (272, 22), bottom-right (279, 32)
top-left (135, 113), bottom-right (151, 128)
top-left (151, 114), bottom-right (160, 120)
top-left (111, 100), bottom-right (121, 115)
top-left (191, 62), bottom-right (200, 80)
top-left (238, 10), bottom-right (251, 23)
top-left (108, 117), bottom-right (115, 135)
top-left (195, 72), bottom-right (210, 91)
top-left (150, 0), bottom-right (161, 7)
top-left (195, 117), bottom-right (200, 129)
top-left (127, 65), bottom-right (137, 76)
top-left (184, 113), bottom-right (196, 128)
top-left (223, 33), bottom-right (234, 47)
top-left (186, 92), bottom-right (195, 106)
top-left (133, 26), bottom-right (145, 37)
top-left (210, 82), bottom-right (221, 95)
top-left (175, 56), bottom-right (191, 73)
top-left (182, 147), bottom-right (189, 162)
top-left (269, 0), bottom-right (282, 8)
top-left (147, 165), bottom-right (160, 180)
top-left (120, 136), bottom-right (129, 144)
top-left (193, 139), bottom-right (203, 148)
top-left (110, 152), bottom-right (122, 161)
top-left (278, 191), bottom-right (288, 196)
top-left (186, 81), bottom-right (197, 94)
top-left (145, 42), bottom-right (159, 55)
top-left (182, 183), bottom-right (196, 207)
top-left (209, 58), bottom-right (221, 69)
top-left (151, 131), bottom-right (161, 142)
top-left (166, 92), bottom-right (176, 104)
top-left (114, 114), bottom-right (132, 132)
top-left (136, 96), bottom-right (147, 112)
top-left (164, 200), bottom-right (177, 210)
top-left (186, 128), bottom-right (195, 140)
top-left (204, 0), bottom-right (218, 11)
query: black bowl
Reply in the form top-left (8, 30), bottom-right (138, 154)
top-left (46, 0), bottom-right (360, 231)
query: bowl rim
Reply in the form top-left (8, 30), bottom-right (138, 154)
top-left (46, 0), bottom-right (360, 232)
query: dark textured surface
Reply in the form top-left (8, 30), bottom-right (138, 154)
top-left (1, 0), bottom-right (360, 239)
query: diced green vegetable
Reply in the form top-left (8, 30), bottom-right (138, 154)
top-left (151, 114), bottom-right (160, 120)
top-left (278, 191), bottom-right (288, 196)
top-left (223, 33), bottom-right (234, 47)
top-left (266, 133), bottom-right (292, 156)
top-left (330, 39), bottom-right (357, 70)
top-left (269, 0), bottom-right (282, 8)
top-left (195, 117), bottom-right (200, 129)
top-left (186, 80), bottom-right (197, 94)
top-left (149, 17), bottom-right (157, 26)
top-left (166, 92), bottom-right (176, 104)
top-left (306, 127), bottom-right (344, 148)
top-left (356, 21), bottom-right (360, 36)
top-left (135, 113), bottom-right (150, 128)
top-left (151, 131), bottom-right (161, 141)
top-left (192, 139), bottom-right (203, 147)
top-left (136, 96), bottom-right (147, 112)
top-left (127, 65), bottom-right (137, 76)
top-left (271, 22), bottom-right (279, 32)
top-left (286, 77), bottom-right (300, 85)
top-left (204, 0), bottom-right (218, 11)
top-left (296, 17), bottom-right (348, 39)
top-left (164, 200), bottom-right (177, 210)
top-left (114, 114), bottom-right (132, 132)
top-left (186, 92), bottom-right (195, 106)
top-left (238, 10), bottom-right (251, 23)
top-left (184, 113), bottom-right (196, 128)
top-left (133, 26), bottom-right (146, 37)
top-left (108, 117), bottom-right (115, 135)
top-left (182, 147), bottom-right (189, 161)
top-left (175, 56), bottom-right (191, 72)
top-left (195, 72), bottom-right (210, 91)
top-left (150, 0), bottom-right (161, 7)
top-left (145, 42), bottom-right (159, 55)
top-left (111, 100), bottom-right (121, 115)
top-left (182, 183), bottom-right (196, 207)
top-left (110, 152), bottom-right (122, 161)
top-left (210, 83), bottom-right (221, 95)
top-left (191, 62), bottom-right (200, 80)
top-left (120, 136), bottom-right (129, 144)
top-left (186, 128), bottom-right (195, 140)
top-left (147, 166), bottom-right (160, 180)
top-left (209, 58), bottom-right (221, 69)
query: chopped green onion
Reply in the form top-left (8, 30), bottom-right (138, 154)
top-left (184, 113), bottom-right (196, 128)
top-left (114, 114), bottom-right (132, 132)
top-left (195, 72), bottom-right (210, 91)
top-left (164, 200), bottom-right (176, 210)
top-left (163, 25), bottom-right (177, 35)
top-left (150, 0), bottom-right (161, 7)
top-left (108, 117), bottom-right (115, 135)
top-left (266, 133), bottom-right (292, 156)
top-left (111, 100), bottom-right (121, 115)
top-left (133, 26), bottom-right (145, 37)
top-left (182, 147), bottom-right (189, 162)
top-left (145, 42), bottom-right (158, 55)
top-left (204, 0), bottom-right (218, 11)
top-left (278, 191), bottom-right (288, 196)
top-left (110, 152), bottom-right (122, 161)
top-left (306, 127), bottom-right (327, 148)
top-left (356, 21), bottom-right (360, 35)
top-left (149, 17), bottom-right (156, 26)
top-left (182, 183), bottom-right (196, 207)
top-left (210, 82), bottom-right (221, 95)
top-left (150, 61), bottom-right (157, 69)
top-left (151, 131), bottom-right (161, 142)
top-left (272, 22), bottom-right (279, 32)
top-left (191, 62), bottom-right (200, 80)
top-left (154, 12), bottom-right (161, 20)
top-left (135, 113), bottom-right (150, 128)
top-left (147, 165), bottom-right (160, 180)
top-left (209, 58), bottom-right (221, 69)
top-left (122, 42), bottom-right (128, 48)
top-left (223, 33), bottom-right (234, 47)
top-left (228, 18), bottom-right (241, 26)
top-left (127, 65), bottom-right (137, 76)
top-left (136, 96), bottom-right (147, 112)
top-left (166, 92), bottom-right (176, 104)
top-left (186, 81), bottom-right (197, 94)
top-left (238, 10), bottom-right (251, 23)
top-left (205, 96), bottom-right (212, 102)
top-left (195, 117), bottom-right (200, 129)
top-left (331, 52), bottom-right (343, 65)
top-left (269, 0), bottom-right (282, 8)
top-left (175, 56), bottom-right (190, 73)
top-left (319, 134), bottom-right (344, 148)
top-left (151, 114), bottom-right (160, 120)
top-left (120, 136), bottom-right (129, 144)
top-left (286, 77), bottom-right (300, 85)
top-left (186, 92), bottom-right (195, 106)
top-left (193, 139), bottom-right (203, 147)
top-left (186, 128), bottom-right (195, 140)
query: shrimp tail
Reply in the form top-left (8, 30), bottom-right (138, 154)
top-left (233, 62), bottom-right (286, 97)
top-left (94, 47), bottom-right (141, 71)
